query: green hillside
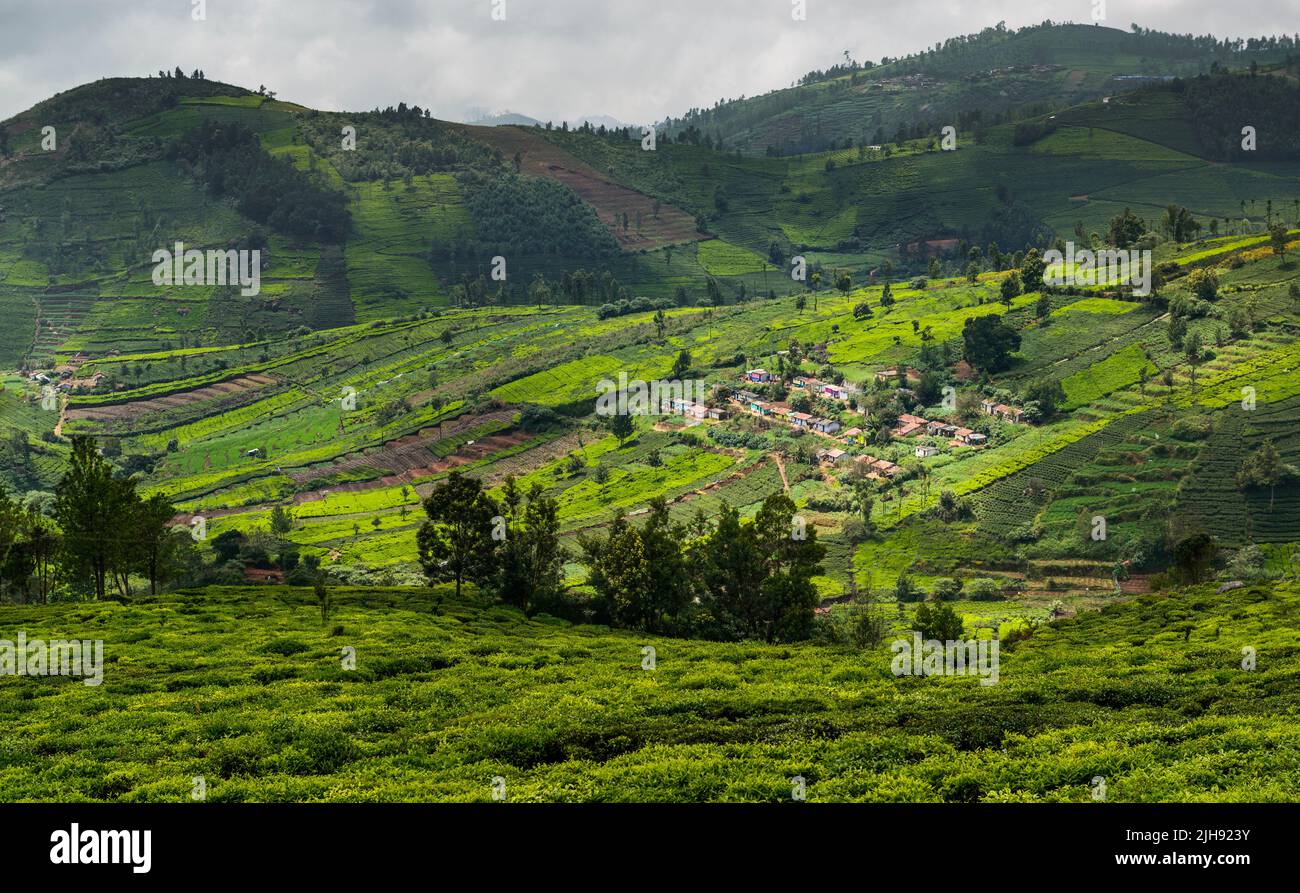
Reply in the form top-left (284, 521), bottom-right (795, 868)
top-left (1, 22), bottom-right (1299, 806)
top-left (664, 22), bottom-right (1296, 156)
top-left (0, 579), bottom-right (1295, 802)
top-left (4, 56), bottom-right (1299, 365)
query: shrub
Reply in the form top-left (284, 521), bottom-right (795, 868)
top-left (966, 578), bottom-right (1003, 601)
top-left (262, 638), bottom-right (309, 656)
top-left (914, 600), bottom-right (964, 639)
top-left (930, 578), bottom-right (963, 601)
top-left (894, 572), bottom-right (922, 603)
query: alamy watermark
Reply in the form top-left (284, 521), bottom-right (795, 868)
top-left (891, 632), bottom-right (999, 686)
top-left (1043, 242), bottom-right (1151, 297)
top-left (50, 824), bottom-right (151, 873)
top-left (152, 241), bottom-right (261, 297)
top-left (0, 632), bottom-right (103, 686)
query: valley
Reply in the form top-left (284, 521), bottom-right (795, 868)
top-left (0, 20), bottom-right (1298, 804)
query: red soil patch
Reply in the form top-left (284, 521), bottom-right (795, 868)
top-left (287, 408), bottom-right (519, 485)
top-left (66, 373), bottom-right (278, 424)
top-left (458, 124), bottom-right (705, 251)
top-left (1119, 574), bottom-right (1153, 595)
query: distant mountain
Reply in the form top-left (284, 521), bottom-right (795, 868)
top-left (465, 110), bottom-right (543, 127)
top-left (661, 21), bottom-right (1296, 155)
top-left (466, 111), bottom-right (628, 131)
top-left (0, 23), bottom-right (1296, 371)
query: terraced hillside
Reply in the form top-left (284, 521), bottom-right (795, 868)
top-left (460, 124), bottom-right (704, 251)
top-left (1, 20), bottom-right (1299, 810)
top-left (3, 50), bottom-right (1298, 364)
top-left (2, 218), bottom-right (1292, 612)
top-left (663, 22), bottom-right (1294, 155)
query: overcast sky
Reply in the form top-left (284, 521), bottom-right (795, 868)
top-left (2, 0), bottom-right (1297, 124)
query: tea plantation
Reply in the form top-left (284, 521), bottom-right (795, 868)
top-left (0, 580), bottom-right (1295, 802)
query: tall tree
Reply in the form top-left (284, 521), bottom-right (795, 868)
top-left (1161, 204), bottom-right (1201, 243)
top-left (636, 497), bottom-right (693, 632)
top-left (608, 412), bottom-right (634, 445)
top-left (134, 493), bottom-right (179, 596)
top-left (1184, 330), bottom-right (1204, 394)
top-left (752, 493), bottom-right (825, 642)
top-left (580, 512), bottom-right (651, 629)
top-left (0, 487), bottom-right (30, 601)
top-left (0, 487), bottom-right (20, 590)
top-left (54, 437), bottom-right (135, 600)
top-left (695, 504), bottom-right (765, 639)
top-left (962, 314), bottom-right (1021, 372)
top-left (850, 477), bottom-right (875, 530)
top-left (23, 511), bottom-right (59, 604)
top-left (1237, 439), bottom-right (1297, 510)
top-left (416, 471), bottom-right (499, 598)
top-left (494, 477), bottom-right (566, 613)
top-left (1270, 221), bottom-right (1290, 259)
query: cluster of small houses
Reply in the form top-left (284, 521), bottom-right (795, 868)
top-left (645, 365), bottom-right (1030, 483)
top-left (665, 397), bottom-right (728, 421)
top-left (738, 368), bottom-right (845, 436)
top-left (24, 355), bottom-right (104, 393)
top-left (728, 367), bottom-right (1032, 479)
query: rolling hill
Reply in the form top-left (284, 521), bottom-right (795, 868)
top-left (1, 18), bottom-right (1299, 807)
top-left (662, 21), bottom-right (1298, 155)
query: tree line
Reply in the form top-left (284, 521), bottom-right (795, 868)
top-left (169, 120), bottom-right (350, 241)
top-left (456, 170), bottom-right (619, 261)
top-left (417, 471), bottom-right (826, 642)
top-left (0, 437), bottom-right (184, 602)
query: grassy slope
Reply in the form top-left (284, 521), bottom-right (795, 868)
top-left (4, 67), bottom-right (1298, 362)
top-left (670, 23), bottom-right (1289, 155)
top-left (0, 580), bottom-right (1295, 802)
top-left (0, 232), bottom-right (1286, 588)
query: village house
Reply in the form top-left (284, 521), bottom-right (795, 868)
top-left (669, 398), bottom-right (709, 420)
top-left (811, 417), bottom-right (841, 434)
top-left (749, 399), bottom-right (773, 416)
top-left (980, 400), bottom-right (1026, 423)
top-left (746, 369), bottom-right (773, 383)
top-left (891, 413), bottom-right (929, 438)
top-left (871, 458), bottom-right (901, 477)
top-left (915, 443), bottom-right (940, 458)
top-left (820, 382), bottom-right (850, 401)
top-left (953, 427), bottom-right (987, 446)
top-left (790, 411), bottom-right (814, 428)
top-left (841, 427), bottom-right (865, 446)
top-left (874, 366), bottom-right (922, 384)
top-left (926, 420), bottom-right (958, 438)
top-left (816, 447), bottom-right (850, 465)
top-left (856, 455), bottom-right (901, 478)
top-left (705, 405), bottom-right (727, 420)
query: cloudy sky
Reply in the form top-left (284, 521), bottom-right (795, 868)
top-left (1, 0), bottom-right (1296, 124)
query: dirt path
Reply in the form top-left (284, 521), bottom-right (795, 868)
top-left (771, 451), bottom-right (791, 493)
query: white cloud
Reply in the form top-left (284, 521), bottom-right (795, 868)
top-left (0, 0), bottom-right (1295, 123)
